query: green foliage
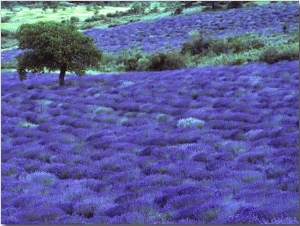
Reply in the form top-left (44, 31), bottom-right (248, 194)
top-left (173, 7), bottom-right (183, 15)
top-left (15, 21), bottom-right (102, 85)
top-left (137, 56), bottom-right (151, 71)
top-left (128, 2), bottom-right (145, 14)
top-left (70, 16), bottom-right (79, 24)
top-left (120, 50), bottom-right (186, 72)
top-left (277, 43), bottom-right (299, 61)
top-left (106, 11), bottom-right (122, 18)
top-left (147, 51), bottom-right (186, 71)
top-left (213, 35), bottom-right (264, 54)
top-left (210, 39), bottom-right (230, 55)
top-left (259, 43), bottom-right (299, 64)
top-left (259, 46), bottom-right (280, 64)
top-left (1, 29), bottom-right (17, 48)
top-left (287, 30), bottom-right (299, 44)
top-left (80, 23), bottom-right (94, 30)
top-left (150, 6), bottom-right (159, 13)
top-left (1, 29), bottom-right (15, 38)
top-left (1, 59), bottom-right (18, 70)
top-left (227, 36), bottom-right (251, 53)
top-left (2, 16), bottom-right (11, 23)
top-left (181, 33), bottom-right (265, 57)
top-left (125, 55), bottom-right (140, 71)
top-left (86, 5), bottom-right (92, 11)
top-left (85, 15), bottom-right (106, 22)
top-left (227, 1), bottom-right (243, 9)
top-left (118, 49), bottom-right (142, 72)
top-left (181, 33), bottom-right (213, 55)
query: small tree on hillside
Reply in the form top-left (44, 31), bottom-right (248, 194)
top-left (15, 21), bottom-right (102, 85)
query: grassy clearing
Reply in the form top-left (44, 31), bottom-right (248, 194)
top-left (0, 5), bottom-right (130, 31)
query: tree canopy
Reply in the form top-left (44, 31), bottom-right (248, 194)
top-left (15, 21), bottom-right (102, 85)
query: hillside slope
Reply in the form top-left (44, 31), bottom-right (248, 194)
top-left (2, 60), bottom-right (299, 224)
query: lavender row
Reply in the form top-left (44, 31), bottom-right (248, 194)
top-left (2, 60), bottom-right (299, 223)
top-left (84, 2), bottom-right (298, 53)
top-left (1, 2), bottom-right (298, 62)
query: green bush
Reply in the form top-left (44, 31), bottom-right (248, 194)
top-left (259, 46), bottom-right (279, 64)
top-left (128, 2), bottom-right (145, 14)
top-left (226, 35), bottom-right (264, 53)
top-left (258, 45), bottom-right (298, 64)
top-left (84, 15), bottom-right (105, 22)
top-left (147, 51), bottom-right (186, 71)
top-left (227, 36), bottom-right (249, 53)
top-left (70, 16), bottom-right (79, 24)
top-left (259, 44), bottom-right (299, 64)
top-left (287, 30), bottom-right (299, 44)
top-left (181, 35), bottom-right (213, 55)
top-left (210, 39), bottom-right (229, 54)
top-left (108, 11), bottom-right (124, 17)
top-left (80, 23), bottom-right (94, 30)
top-left (2, 16), bottom-right (11, 23)
top-left (124, 53), bottom-right (143, 71)
top-left (86, 5), bottom-right (93, 11)
top-left (150, 6), bottom-right (159, 13)
top-left (182, 33), bottom-right (265, 57)
top-left (247, 38), bottom-right (265, 49)
top-left (1, 29), bottom-right (15, 38)
top-left (137, 56), bottom-right (151, 71)
top-left (227, 1), bottom-right (243, 9)
top-left (227, 57), bottom-right (247, 66)
top-left (106, 12), bottom-right (115, 17)
top-left (277, 44), bottom-right (299, 61)
top-left (173, 7), bottom-right (183, 15)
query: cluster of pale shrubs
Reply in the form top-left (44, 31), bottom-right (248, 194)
top-left (177, 117), bottom-right (205, 129)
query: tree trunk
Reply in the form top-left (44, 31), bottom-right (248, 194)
top-left (59, 64), bottom-right (67, 86)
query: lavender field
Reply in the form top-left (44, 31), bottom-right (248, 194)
top-left (84, 2), bottom-right (298, 53)
top-left (1, 1), bottom-right (299, 225)
top-left (2, 60), bottom-right (299, 224)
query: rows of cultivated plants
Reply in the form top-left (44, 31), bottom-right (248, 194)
top-left (1, 1), bottom-right (299, 224)
top-left (1, 1), bottom-right (299, 72)
top-left (2, 61), bottom-right (298, 224)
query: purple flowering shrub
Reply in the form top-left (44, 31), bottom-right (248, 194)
top-left (1, 58), bottom-right (299, 223)
top-left (82, 2), bottom-right (298, 54)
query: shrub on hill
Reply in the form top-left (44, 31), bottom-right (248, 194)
top-left (85, 15), bottom-right (106, 22)
top-left (173, 7), bottom-right (184, 15)
top-left (147, 52), bottom-right (186, 71)
top-left (124, 54), bottom-right (142, 71)
top-left (259, 44), bottom-right (299, 64)
top-left (227, 1), bottom-right (243, 9)
top-left (181, 33), bottom-right (213, 55)
top-left (128, 2), bottom-right (146, 14)
top-left (2, 16), bottom-right (11, 23)
top-left (1, 29), bottom-right (15, 38)
top-left (287, 30), bottom-right (299, 44)
top-left (181, 33), bottom-right (265, 57)
top-left (70, 16), bottom-right (79, 24)
top-left (227, 36), bottom-right (256, 53)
